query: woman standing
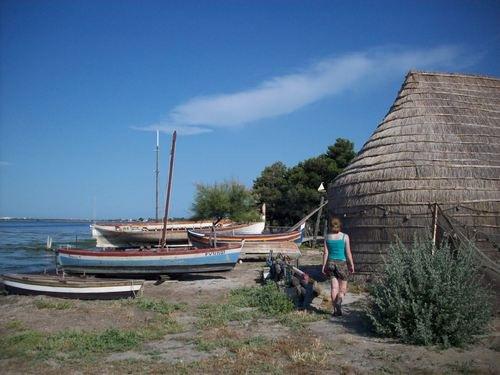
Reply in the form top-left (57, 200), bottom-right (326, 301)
top-left (322, 217), bottom-right (355, 316)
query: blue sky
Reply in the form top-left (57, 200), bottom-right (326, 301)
top-left (1, 0), bottom-right (499, 219)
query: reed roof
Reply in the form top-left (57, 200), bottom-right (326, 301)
top-left (329, 71), bottom-right (500, 210)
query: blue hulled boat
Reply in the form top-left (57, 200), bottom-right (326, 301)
top-left (56, 243), bottom-right (243, 276)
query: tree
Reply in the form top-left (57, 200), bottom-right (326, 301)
top-left (252, 162), bottom-right (290, 226)
top-left (252, 138), bottom-right (356, 226)
top-left (326, 138), bottom-right (356, 169)
top-left (191, 180), bottom-right (260, 222)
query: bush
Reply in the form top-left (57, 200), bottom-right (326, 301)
top-left (367, 238), bottom-right (492, 347)
top-left (229, 282), bottom-right (294, 316)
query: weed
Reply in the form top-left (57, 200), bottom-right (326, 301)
top-left (34, 299), bottom-right (73, 310)
top-left (196, 303), bottom-right (258, 328)
top-left (5, 320), bottom-right (25, 331)
top-left (277, 310), bottom-right (327, 331)
top-left (0, 314), bottom-right (182, 361)
top-left (229, 282), bottom-right (294, 316)
top-left (133, 298), bottom-right (187, 314)
top-left (195, 334), bottom-right (268, 353)
top-left (448, 360), bottom-right (477, 374)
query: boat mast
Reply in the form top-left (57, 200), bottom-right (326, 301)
top-left (155, 130), bottom-right (160, 222)
top-left (160, 130), bottom-right (177, 248)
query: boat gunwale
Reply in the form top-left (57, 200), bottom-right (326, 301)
top-left (1, 273), bottom-right (144, 288)
top-left (187, 229), bottom-right (301, 243)
top-left (57, 243), bottom-right (243, 257)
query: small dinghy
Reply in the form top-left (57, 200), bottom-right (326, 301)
top-left (1, 273), bottom-right (144, 300)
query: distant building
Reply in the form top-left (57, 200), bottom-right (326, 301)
top-left (328, 71), bottom-right (499, 275)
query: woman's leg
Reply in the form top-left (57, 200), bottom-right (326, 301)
top-left (335, 279), bottom-right (347, 315)
top-left (330, 277), bottom-right (339, 311)
top-left (338, 280), bottom-right (347, 301)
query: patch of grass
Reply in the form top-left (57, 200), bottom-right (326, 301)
top-left (448, 360), bottom-right (478, 374)
top-left (348, 281), bottom-right (367, 294)
top-left (34, 298), bottom-right (73, 310)
top-left (196, 303), bottom-right (258, 328)
top-left (0, 313), bottom-right (183, 361)
top-left (0, 328), bottom-right (141, 360)
top-left (195, 334), bottom-right (268, 353)
top-left (133, 298), bottom-right (187, 314)
top-left (4, 319), bottom-right (25, 331)
top-left (229, 282), bottom-right (294, 316)
top-left (277, 310), bottom-right (328, 331)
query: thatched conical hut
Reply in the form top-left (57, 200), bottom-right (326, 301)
top-left (328, 71), bottom-right (500, 274)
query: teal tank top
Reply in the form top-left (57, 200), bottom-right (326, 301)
top-left (326, 233), bottom-right (346, 261)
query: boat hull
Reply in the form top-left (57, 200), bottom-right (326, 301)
top-left (1, 274), bottom-right (144, 300)
top-left (187, 229), bottom-right (303, 246)
top-left (91, 221), bottom-right (264, 248)
top-left (56, 245), bottom-right (242, 275)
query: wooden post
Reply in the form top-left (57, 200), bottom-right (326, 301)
top-left (155, 130), bottom-right (160, 222)
top-left (431, 203), bottom-right (438, 253)
top-left (312, 195), bottom-right (325, 247)
top-left (160, 131), bottom-right (177, 248)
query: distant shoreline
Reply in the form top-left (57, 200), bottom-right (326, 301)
top-left (0, 218), bottom-right (93, 223)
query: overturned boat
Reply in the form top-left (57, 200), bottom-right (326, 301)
top-left (1, 273), bottom-right (144, 300)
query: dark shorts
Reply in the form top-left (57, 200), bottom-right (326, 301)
top-left (327, 260), bottom-right (349, 281)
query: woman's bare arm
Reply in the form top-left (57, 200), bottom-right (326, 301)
top-left (322, 241), bottom-right (328, 273)
top-left (345, 235), bottom-right (355, 273)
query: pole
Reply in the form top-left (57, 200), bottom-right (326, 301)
top-left (313, 195), bottom-right (325, 247)
top-left (155, 130), bottom-right (160, 222)
top-left (160, 131), bottom-right (177, 248)
top-left (431, 203), bottom-right (438, 252)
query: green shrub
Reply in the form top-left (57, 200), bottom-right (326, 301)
top-left (229, 282), bottom-right (294, 316)
top-left (367, 238), bottom-right (492, 347)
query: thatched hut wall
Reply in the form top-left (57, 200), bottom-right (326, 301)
top-left (328, 71), bottom-right (500, 274)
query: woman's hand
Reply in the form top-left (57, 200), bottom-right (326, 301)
top-left (321, 265), bottom-right (326, 275)
top-left (348, 263), bottom-right (355, 274)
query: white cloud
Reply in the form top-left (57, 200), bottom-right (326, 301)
top-left (138, 45), bottom-right (468, 135)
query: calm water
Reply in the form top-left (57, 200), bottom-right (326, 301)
top-left (0, 220), bottom-right (94, 274)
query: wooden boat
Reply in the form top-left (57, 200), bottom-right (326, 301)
top-left (187, 227), bottom-right (303, 246)
top-left (1, 273), bottom-right (144, 300)
top-left (56, 242), bottom-right (244, 275)
top-left (91, 220), bottom-right (265, 248)
top-left (187, 226), bottom-right (303, 259)
top-left (69, 132), bottom-right (242, 276)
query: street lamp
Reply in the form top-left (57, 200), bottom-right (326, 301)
top-left (313, 182), bottom-right (327, 246)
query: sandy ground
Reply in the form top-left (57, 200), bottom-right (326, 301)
top-left (1, 249), bottom-right (498, 374)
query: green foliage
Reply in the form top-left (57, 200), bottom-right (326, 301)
top-left (229, 282), bottom-right (294, 316)
top-left (196, 303), bottom-right (258, 328)
top-left (195, 335), bottom-right (268, 353)
top-left (253, 138), bottom-right (356, 226)
top-left (252, 162), bottom-right (289, 226)
top-left (34, 298), bottom-right (73, 310)
top-left (191, 179), bottom-right (261, 222)
top-left (134, 298), bottom-right (187, 314)
top-left (196, 283), bottom-right (294, 328)
top-left (0, 328), bottom-right (141, 360)
top-left (367, 238), bottom-right (493, 347)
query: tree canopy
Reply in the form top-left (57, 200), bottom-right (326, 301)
top-left (253, 138), bottom-right (356, 226)
top-left (191, 180), bottom-right (261, 222)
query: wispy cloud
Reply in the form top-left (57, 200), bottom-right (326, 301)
top-left (0, 161), bottom-right (12, 167)
top-left (137, 45), bottom-right (471, 135)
